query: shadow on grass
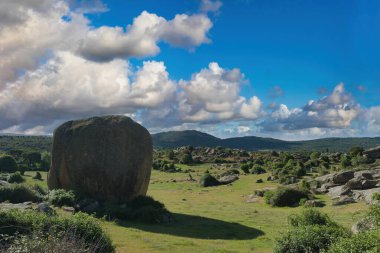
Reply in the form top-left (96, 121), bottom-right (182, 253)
top-left (118, 213), bottom-right (264, 240)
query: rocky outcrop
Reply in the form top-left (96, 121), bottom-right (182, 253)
top-left (332, 171), bottom-right (354, 184)
top-left (48, 115), bottom-right (153, 202)
top-left (363, 146), bottom-right (380, 159)
top-left (315, 168), bottom-right (380, 204)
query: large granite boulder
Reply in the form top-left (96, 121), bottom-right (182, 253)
top-left (48, 116), bottom-right (153, 202)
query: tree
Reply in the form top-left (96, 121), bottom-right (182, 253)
top-left (0, 155), bottom-right (18, 172)
top-left (23, 152), bottom-right (41, 170)
top-left (167, 150), bottom-right (175, 160)
top-left (348, 146), bottom-right (364, 156)
top-left (180, 153), bottom-right (193, 164)
top-left (40, 152), bottom-right (51, 171)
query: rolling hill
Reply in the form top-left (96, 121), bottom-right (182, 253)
top-left (152, 130), bottom-right (380, 152)
top-left (1, 130), bottom-right (380, 152)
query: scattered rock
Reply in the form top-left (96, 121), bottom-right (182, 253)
top-left (36, 203), bottom-right (55, 216)
top-left (320, 182), bottom-right (339, 193)
top-left (256, 179), bottom-right (263, 183)
top-left (303, 200), bottom-right (325, 207)
top-left (351, 217), bottom-right (376, 234)
top-left (332, 196), bottom-right (356, 206)
top-left (246, 194), bottom-right (258, 203)
top-left (62, 206), bottom-right (75, 213)
top-left (328, 185), bottom-right (351, 198)
top-left (76, 199), bottom-right (100, 213)
top-left (315, 174), bottom-right (334, 184)
top-left (48, 115), bottom-right (153, 202)
top-left (0, 180), bottom-right (10, 186)
top-left (354, 171), bottom-right (374, 180)
top-left (352, 188), bottom-right (380, 204)
top-left (332, 171), bottom-right (354, 184)
top-left (0, 202), bottom-right (33, 210)
top-left (219, 174), bottom-right (239, 185)
top-left (363, 146), bottom-right (380, 159)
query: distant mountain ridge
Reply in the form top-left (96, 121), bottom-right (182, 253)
top-left (152, 130), bottom-right (380, 152)
top-left (1, 130), bottom-right (380, 152)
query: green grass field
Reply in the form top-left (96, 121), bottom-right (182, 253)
top-left (20, 167), bottom-right (368, 253)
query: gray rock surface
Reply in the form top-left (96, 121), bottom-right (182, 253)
top-left (0, 202), bottom-right (33, 210)
top-left (352, 188), bottom-right (380, 204)
top-left (219, 174), bottom-right (239, 184)
top-left (328, 185), bottom-right (351, 198)
top-left (332, 196), bottom-right (356, 206)
top-left (36, 203), bottom-right (55, 216)
top-left (332, 171), bottom-right (354, 184)
top-left (48, 115), bottom-right (153, 202)
top-left (363, 146), bottom-right (380, 159)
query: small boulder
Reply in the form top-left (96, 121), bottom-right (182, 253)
top-left (332, 196), bottom-right (356, 206)
top-left (354, 171), bottom-right (374, 180)
top-left (351, 217), bottom-right (376, 234)
top-left (328, 185), bottom-right (352, 198)
top-left (219, 174), bottom-right (239, 185)
top-left (36, 203), bottom-right (55, 216)
top-left (76, 198), bottom-right (100, 213)
top-left (303, 200), bottom-right (325, 207)
top-left (332, 171), bottom-right (354, 184)
top-left (256, 179), bottom-right (263, 183)
top-left (62, 206), bottom-right (75, 213)
top-left (363, 146), bottom-right (380, 159)
top-left (315, 174), bottom-right (334, 184)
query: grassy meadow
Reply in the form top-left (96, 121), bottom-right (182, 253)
top-left (20, 166), bottom-right (369, 253)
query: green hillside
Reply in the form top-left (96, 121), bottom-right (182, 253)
top-left (152, 131), bottom-right (380, 152)
top-left (1, 131), bottom-right (380, 152)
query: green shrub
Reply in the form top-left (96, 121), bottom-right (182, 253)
top-left (0, 155), bottom-right (18, 172)
top-left (265, 187), bottom-right (309, 207)
top-left (7, 171), bottom-right (24, 183)
top-left (199, 173), bottom-right (220, 187)
top-left (0, 210), bottom-right (114, 253)
top-left (240, 163), bottom-right (251, 173)
top-left (0, 184), bottom-right (41, 203)
top-left (32, 171), bottom-right (42, 180)
top-left (274, 225), bottom-right (349, 253)
top-left (49, 189), bottom-right (76, 207)
top-left (288, 208), bottom-right (336, 227)
top-left (372, 193), bottom-right (380, 201)
top-left (220, 169), bottom-right (240, 177)
top-left (327, 230), bottom-right (380, 253)
top-left (251, 165), bottom-right (266, 174)
top-left (102, 196), bottom-right (171, 224)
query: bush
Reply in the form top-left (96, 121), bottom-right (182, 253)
top-left (0, 155), bottom-right (18, 172)
top-left (199, 173), bottom-right (220, 187)
top-left (49, 189), bottom-right (76, 207)
top-left (0, 184), bottom-right (41, 203)
top-left (0, 210), bottom-right (114, 253)
top-left (251, 165), bottom-right (266, 174)
top-left (220, 169), bottom-right (240, 177)
top-left (265, 187), bottom-right (309, 207)
top-left (102, 196), bottom-right (171, 224)
top-left (372, 193), bottom-right (380, 201)
top-left (327, 230), bottom-right (380, 253)
top-left (274, 225), bottom-right (349, 253)
top-left (32, 171), bottom-right (42, 180)
top-left (7, 171), bottom-right (24, 183)
top-left (288, 209), bottom-right (336, 227)
top-left (240, 163), bottom-right (251, 173)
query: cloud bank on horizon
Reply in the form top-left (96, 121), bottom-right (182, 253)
top-left (0, 0), bottom-right (379, 140)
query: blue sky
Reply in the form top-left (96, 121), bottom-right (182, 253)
top-left (0, 0), bottom-right (379, 139)
top-left (88, 0), bottom-right (380, 108)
